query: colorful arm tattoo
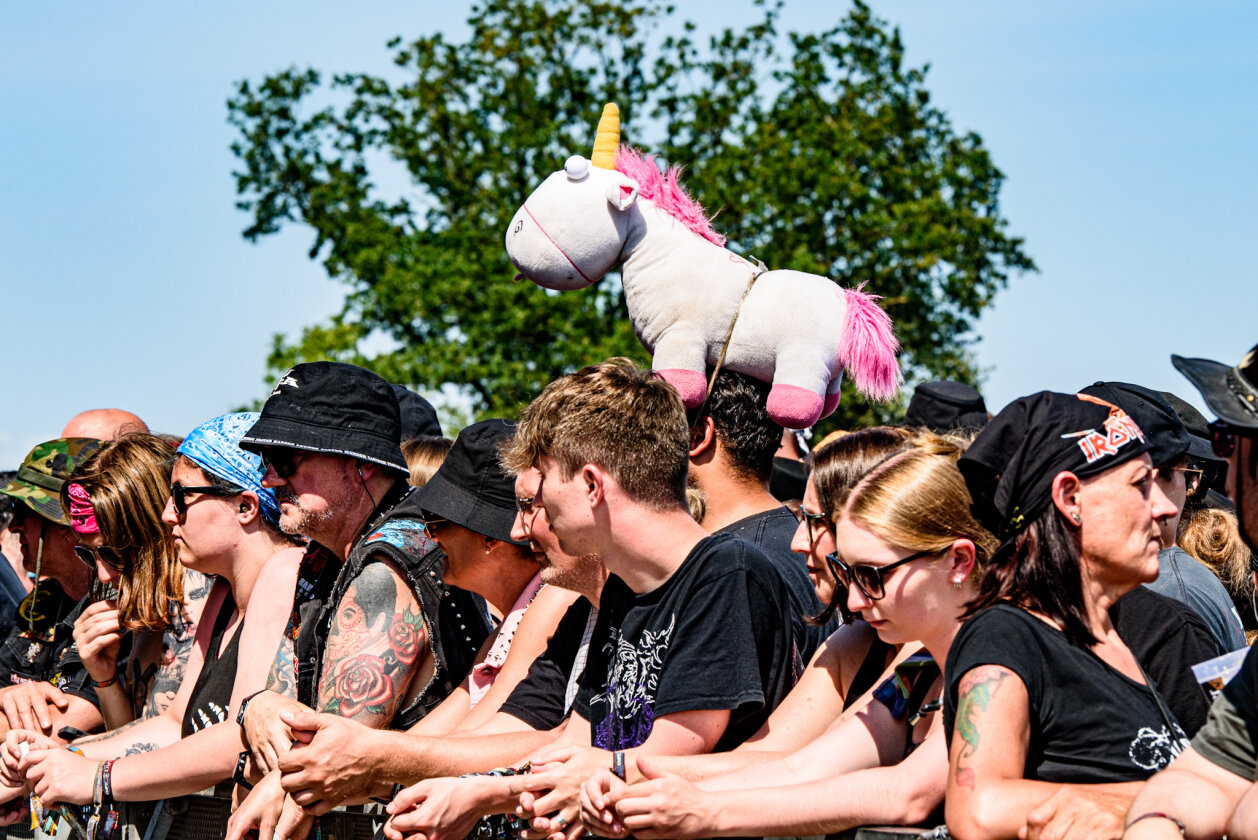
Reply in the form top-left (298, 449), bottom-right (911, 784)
top-left (316, 562), bottom-right (430, 725)
top-left (953, 665), bottom-right (1011, 790)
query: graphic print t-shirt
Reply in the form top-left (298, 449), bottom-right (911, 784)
top-left (575, 533), bottom-right (796, 752)
top-left (944, 603), bottom-right (1188, 782)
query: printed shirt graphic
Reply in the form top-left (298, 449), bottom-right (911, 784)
top-left (575, 534), bottom-right (797, 752)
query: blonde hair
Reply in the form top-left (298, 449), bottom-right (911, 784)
top-left (502, 358), bottom-right (689, 511)
top-left (73, 434), bottom-right (183, 632)
top-left (1180, 507), bottom-right (1253, 597)
top-left (402, 436), bottom-right (453, 488)
top-left (843, 433), bottom-right (998, 579)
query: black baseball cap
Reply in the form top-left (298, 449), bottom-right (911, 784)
top-left (1173, 344), bottom-right (1258, 431)
top-left (240, 362), bottom-right (408, 475)
top-left (960, 391), bottom-right (1151, 541)
top-left (903, 381), bottom-right (988, 433)
top-left (1079, 382), bottom-right (1189, 469)
top-left (412, 419), bottom-right (527, 546)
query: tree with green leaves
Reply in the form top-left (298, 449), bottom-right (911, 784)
top-left (229, 0), bottom-right (1034, 430)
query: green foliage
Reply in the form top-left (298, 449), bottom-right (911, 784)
top-left (228, 0), bottom-right (1034, 429)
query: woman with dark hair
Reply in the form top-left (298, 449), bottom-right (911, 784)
top-left (944, 392), bottom-right (1184, 840)
top-left (580, 435), bottom-right (998, 838)
top-left (6, 414), bottom-right (304, 810)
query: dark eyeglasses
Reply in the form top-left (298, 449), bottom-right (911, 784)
top-left (171, 484), bottom-right (241, 516)
top-left (824, 547), bottom-right (944, 601)
top-left (1209, 419), bottom-right (1257, 459)
top-left (74, 544), bottom-right (128, 573)
top-left (798, 505), bottom-right (829, 545)
top-left (516, 476), bottom-right (545, 518)
top-left (259, 448), bottom-right (305, 479)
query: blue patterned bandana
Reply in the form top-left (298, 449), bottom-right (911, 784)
top-left (177, 412), bottom-right (280, 523)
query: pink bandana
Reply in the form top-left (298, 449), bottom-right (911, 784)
top-left (66, 483), bottom-right (99, 535)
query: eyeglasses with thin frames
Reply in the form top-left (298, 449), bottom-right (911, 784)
top-left (516, 476), bottom-right (545, 518)
top-left (824, 547), bottom-right (945, 601)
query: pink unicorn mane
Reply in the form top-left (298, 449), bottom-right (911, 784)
top-left (615, 145), bottom-right (726, 246)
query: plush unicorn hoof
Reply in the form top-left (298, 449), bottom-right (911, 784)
top-left (821, 390), bottom-right (842, 418)
top-left (767, 385), bottom-right (824, 429)
top-left (656, 369), bottom-right (708, 408)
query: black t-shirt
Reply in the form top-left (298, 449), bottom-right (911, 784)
top-left (0, 581), bottom-right (81, 688)
top-left (944, 603), bottom-right (1188, 782)
top-left (1110, 586), bottom-right (1216, 737)
top-left (719, 507), bottom-right (838, 666)
top-left (500, 599), bottom-right (596, 731)
top-left (575, 533), bottom-right (796, 752)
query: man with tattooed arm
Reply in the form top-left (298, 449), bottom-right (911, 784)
top-left (228, 363), bottom-right (488, 836)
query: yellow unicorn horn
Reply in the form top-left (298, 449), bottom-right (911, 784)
top-left (591, 103), bottom-right (620, 169)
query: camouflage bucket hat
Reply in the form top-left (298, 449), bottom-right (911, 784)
top-left (0, 438), bottom-right (105, 526)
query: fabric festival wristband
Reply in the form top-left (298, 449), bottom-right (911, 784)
top-left (91, 674), bottom-right (118, 689)
top-left (611, 750), bottom-right (626, 781)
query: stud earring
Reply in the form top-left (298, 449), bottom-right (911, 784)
top-left (952, 578), bottom-right (963, 590)
top-left (1070, 513), bottom-right (1081, 524)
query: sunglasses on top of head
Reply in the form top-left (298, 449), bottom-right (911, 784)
top-left (74, 544), bottom-right (128, 573)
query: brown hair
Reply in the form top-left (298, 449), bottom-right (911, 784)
top-left (401, 436), bottom-right (454, 489)
top-left (73, 434), bottom-right (183, 631)
top-left (1180, 507), bottom-right (1253, 597)
top-left (502, 358), bottom-right (689, 511)
top-left (811, 426), bottom-right (915, 523)
top-left (844, 433), bottom-right (997, 585)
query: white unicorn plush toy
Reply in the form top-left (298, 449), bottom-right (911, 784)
top-left (505, 103), bottom-right (901, 429)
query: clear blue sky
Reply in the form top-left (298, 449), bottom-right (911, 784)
top-left (2, 1), bottom-right (1254, 466)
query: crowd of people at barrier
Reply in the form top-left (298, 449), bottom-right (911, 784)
top-left (1, 343), bottom-right (1258, 840)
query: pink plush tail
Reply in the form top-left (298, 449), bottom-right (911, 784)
top-left (838, 286), bottom-right (900, 402)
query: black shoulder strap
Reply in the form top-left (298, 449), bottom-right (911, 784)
top-left (843, 635), bottom-right (893, 710)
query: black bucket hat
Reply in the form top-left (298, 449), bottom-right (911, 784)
top-left (392, 385), bottom-right (443, 440)
top-left (959, 391), bottom-right (1151, 542)
top-left (1173, 344), bottom-right (1258, 431)
top-left (1079, 381), bottom-right (1189, 468)
top-left (1157, 390), bottom-right (1220, 462)
top-left (903, 380), bottom-right (988, 433)
top-left (412, 419), bottom-right (527, 546)
top-left (240, 362), bottom-right (408, 475)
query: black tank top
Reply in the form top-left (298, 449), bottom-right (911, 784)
top-left (181, 598), bottom-right (243, 738)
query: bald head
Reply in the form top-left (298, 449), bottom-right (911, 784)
top-left (61, 408), bottom-right (149, 440)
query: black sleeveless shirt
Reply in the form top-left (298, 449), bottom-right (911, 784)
top-left (181, 596), bottom-right (242, 737)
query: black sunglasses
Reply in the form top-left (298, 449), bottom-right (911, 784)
top-left (824, 547), bottom-right (944, 601)
top-left (74, 544), bottom-right (128, 573)
top-left (798, 505), bottom-right (830, 545)
top-left (1209, 419), bottom-right (1257, 459)
top-left (259, 448), bottom-right (305, 479)
top-left (171, 484), bottom-right (241, 516)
